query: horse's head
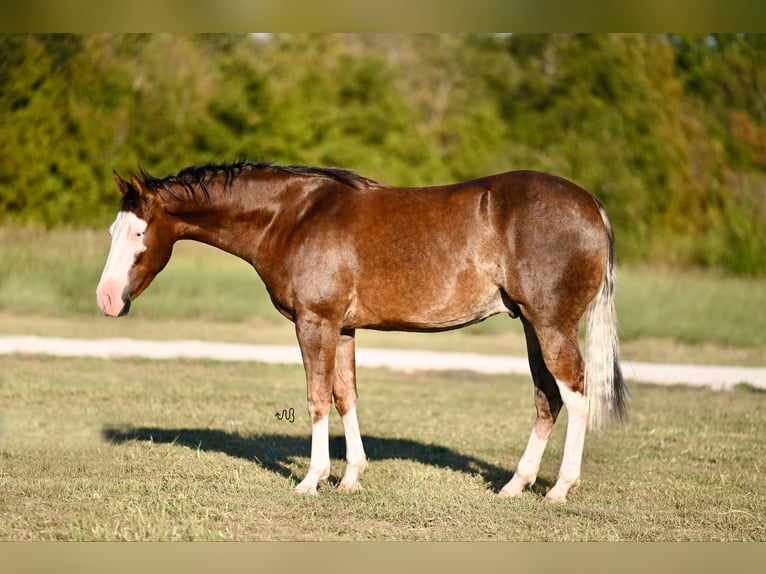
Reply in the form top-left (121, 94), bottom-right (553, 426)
top-left (96, 171), bottom-right (175, 317)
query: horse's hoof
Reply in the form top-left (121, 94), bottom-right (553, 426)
top-left (543, 492), bottom-right (567, 504)
top-left (338, 481), bottom-right (363, 492)
top-left (498, 488), bottom-right (523, 499)
top-left (498, 479), bottom-right (528, 499)
top-left (294, 483), bottom-right (318, 495)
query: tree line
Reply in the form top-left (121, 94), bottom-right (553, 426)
top-left (1, 33), bottom-right (765, 274)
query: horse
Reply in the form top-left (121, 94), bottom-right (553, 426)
top-left (96, 161), bottom-right (628, 503)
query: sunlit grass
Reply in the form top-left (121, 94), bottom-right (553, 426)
top-left (1, 354), bottom-right (764, 541)
top-left (616, 265), bottom-right (766, 347)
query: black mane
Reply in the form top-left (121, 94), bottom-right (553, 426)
top-left (139, 161), bottom-right (377, 202)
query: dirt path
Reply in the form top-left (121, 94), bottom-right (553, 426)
top-left (1, 335), bottom-right (765, 390)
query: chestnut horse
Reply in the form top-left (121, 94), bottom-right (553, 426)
top-left (96, 161), bottom-right (627, 502)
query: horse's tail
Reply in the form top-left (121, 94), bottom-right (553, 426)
top-left (584, 204), bottom-right (628, 432)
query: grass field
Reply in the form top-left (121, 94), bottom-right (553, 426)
top-left (2, 226), bottom-right (766, 541)
top-left (1, 354), bottom-right (764, 541)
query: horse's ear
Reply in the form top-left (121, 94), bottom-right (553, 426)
top-left (129, 174), bottom-right (147, 197)
top-left (113, 170), bottom-right (131, 196)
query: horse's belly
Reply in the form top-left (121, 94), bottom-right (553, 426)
top-left (348, 280), bottom-right (509, 332)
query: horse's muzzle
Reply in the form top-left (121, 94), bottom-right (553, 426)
top-left (96, 281), bottom-right (131, 317)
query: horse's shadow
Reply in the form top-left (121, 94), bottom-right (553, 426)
top-left (101, 424), bottom-right (552, 494)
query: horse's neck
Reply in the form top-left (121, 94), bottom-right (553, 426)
top-left (173, 177), bottom-right (299, 274)
top-left (177, 208), bottom-right (270, 266)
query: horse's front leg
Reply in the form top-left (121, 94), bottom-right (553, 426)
top-left (334, 329), bottom-right (367, 491)
top-left (293, 312), bottom-right (339, 494)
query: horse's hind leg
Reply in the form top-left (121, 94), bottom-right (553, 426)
top-left (333, 329), bottom-right (367, 491)
top-left (534, 323), bottom-right (589, 503)
top-left (499, 317), bottom-right (563, 498)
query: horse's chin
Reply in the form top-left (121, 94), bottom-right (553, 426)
top-left (117, 298), bottom-right (131, 317)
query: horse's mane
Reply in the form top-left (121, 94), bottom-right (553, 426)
top-left (138, 161), bottom-right (377, 203)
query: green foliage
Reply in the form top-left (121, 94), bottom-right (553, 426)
top-left (1, 33), bottom-right (765, 274)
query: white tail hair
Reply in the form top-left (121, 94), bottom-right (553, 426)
top-left (584, 206), bottom-right (628, 432)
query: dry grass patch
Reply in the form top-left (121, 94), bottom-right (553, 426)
top-left (1, 354), bottom-right (764, 540)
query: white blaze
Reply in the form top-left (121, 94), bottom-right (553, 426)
top-left (96, 211), bottom-right (148, 316)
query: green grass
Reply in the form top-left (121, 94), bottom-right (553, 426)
top-left (616, 265), bottom-right (766, 347)
top-left (0, 226), bottom-right (274, 321)
top-left (1, 354), bottom-right (764, 541)
top-left (2, 226), bottom-right (765, 365)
